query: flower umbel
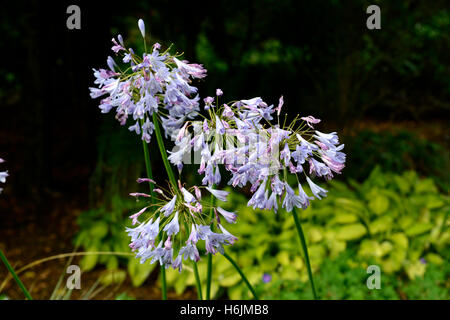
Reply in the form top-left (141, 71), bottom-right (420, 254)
top-left (126, 179), bottom-right (238, 272)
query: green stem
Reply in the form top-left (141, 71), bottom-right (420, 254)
top-left (0, 249), bottom-right (33, 300)
top-left (223, 252), bottom-right (258, 300)
top-left (292, 208), bottom-right (318, 300)
top-left (160, 265), bottom-right (167, 300)
top-left (192, 262), bottom-right (203, 300)
top-left (151, 113), bottom-right (203, 300)
top-left (151, 113), bottom-right (177, 188)
top-left (139, 119), bottom-right (167, 301)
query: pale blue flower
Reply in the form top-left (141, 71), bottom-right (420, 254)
top-left (206, 187), bottom-right (229, 202)
top-left (161, 195), bottom-right (177, 217)
top-left (306, 176), bottom-right (328, 199)
top-left (163, 211), bottom-right (180, 236)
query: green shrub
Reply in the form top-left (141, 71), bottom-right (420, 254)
top-left (162, 167), bottom-right (449, 299)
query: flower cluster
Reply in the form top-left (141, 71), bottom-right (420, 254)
top-left (126, 178), bottom-right (237, 272)
top-left (0, 158), bottom-right (7, 194)
top-left (171, 92), bottom-right (346, 213)
top-left (90, 19), bottom-right (346, 272)
top-left (89, 19), bottom-right (206, 142)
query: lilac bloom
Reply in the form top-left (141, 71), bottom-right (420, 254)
top-left (0, 171), bottom-right (8, 183)
top-left (179, 243), bottom-right (200, 262)
top-left (163, 211), bottom-right (180, 236)
top-left (262, 273), bottom-right (272, 283)
top-left (276, 96), bottom-right (284, 116)
top-left (222, 104), bottom-right (234, 118)
top-left (161, 195), bottom-right (177, 217)
top-left (218, 224), bottom-right (238, 245)
top-left (301, 116), bottom-right (321, 128)
top-left (217, 207), bottom-right (237, 224)
top-left (306, 176), bottom-right (328, 199)
top-left (129, 206), bottom-right (149, 225)
top-left (136, 177), bottom-right (156, 184)
top-left (280, 143), bottom-right (291, 164)
top-left (206, 187), bottom-right (229, 202)
top-left (216, 88), bottom-right (223, 96)
top-left (187, 224), bottom-right (199, 244)
top-left (181, 188), bottom-right (196, 204)
top-left (172, 255), bottom-right (182, 272)
top-left (138, 19), bottom-right (145, 38)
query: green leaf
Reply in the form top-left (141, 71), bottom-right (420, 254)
top-left (335, 224), bottom-right (367, 241)
top-left (89, 221), bottom-right (109, 239)
top-left (368, 194), bottom-right (390, 215)
top-left (414, 178), bottom-right (438, 194)
top-left (127, 258), bottom-right (156, 287)
top-left (276, 251), bottom-right (290, 266)
top-left (219, 271), bottom-right (242, 287)
top-left (369, 215), bottom-right (393, 234)
top-left (99, 269), bottom-right (127, 286)
top-left (394, 175), bottom-right (411, 194)
top-left (405, 223), bottom-right (434, 237)
top-left (80, 249), bottom-right (98, 271)
top-left (227, 284), bottom-right (243, 300)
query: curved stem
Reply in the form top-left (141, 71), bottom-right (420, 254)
top-left (192, 262), bottom-right (203, 300)
top-left (292, 208), bottom-right (318, 300)
top-left (0, 249), bottom-right (33, 300)
top-left (140, 118), bottom-right (167, 300)
top-left (222, 252), bottom-right (258, 300)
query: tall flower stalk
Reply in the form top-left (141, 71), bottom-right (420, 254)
top-left (90, 18), bottom-right (345, 301)
top-left (172, 92), bottom-right (346, 299)
top-left (90, 19), bottom-right (245, 300)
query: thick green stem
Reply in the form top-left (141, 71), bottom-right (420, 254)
top-left (151, 113), bottom-right (177, 188)
top-left (292, 208), bottom-right (318, 300)
top-left (140, 119), bottom-right (167, 300)
top-left (223, 252), bottom-right (258, 300)
top-left (160, 265), bottom-right (167, 300)
top-left (192, 262), bottom-right (203, 300)
top-left (151, 113), bottom-right (204, 300)
top-left (0, 249), bottom-right (33, 300)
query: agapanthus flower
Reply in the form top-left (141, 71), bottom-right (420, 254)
top-left (0, 158), bottom-right (7, 194)
top-left (168, 93), bottom-right (345, 213)
top-left (126, 179), bottom-right (238, 272)
top-left (90, 19), bottom-right (207, 143)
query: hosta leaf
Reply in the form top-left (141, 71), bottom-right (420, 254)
top-left (128, 258), bottom-right (156, 287)
top-left (99, 269), bottom-right (126, 286)
top-left (405, 223), bottom-right (433, 237)
top-left (89, 221), bottom-right (109, 239)
top-left (335, 224), bottom-right (367, 241)
top-left (80, 248), bottom-right (98, 271)
top-left (368, 194), bottom-right (390, 215)
top-left (414, 178), bottom-right (438, 194)
top-left (369, 215), bottom-right (393, 234)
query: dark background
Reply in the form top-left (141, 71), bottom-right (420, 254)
top-left (0, 0), bottom-right (449, 300)
top-left (0, 0), bottom-right (448, 202)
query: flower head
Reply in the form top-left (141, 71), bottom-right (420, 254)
top-left (126, 179), bottom-right (237, 271)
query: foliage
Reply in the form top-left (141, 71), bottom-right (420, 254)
top-left (161, 167), bottom-right (449, 299)
top-left (74, 119), bottom-right (157, 287)
top-left (254, 250), bottom-right (449, 300)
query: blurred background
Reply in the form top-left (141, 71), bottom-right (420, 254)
top-left (0, 0), bottom-right (448, 299)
